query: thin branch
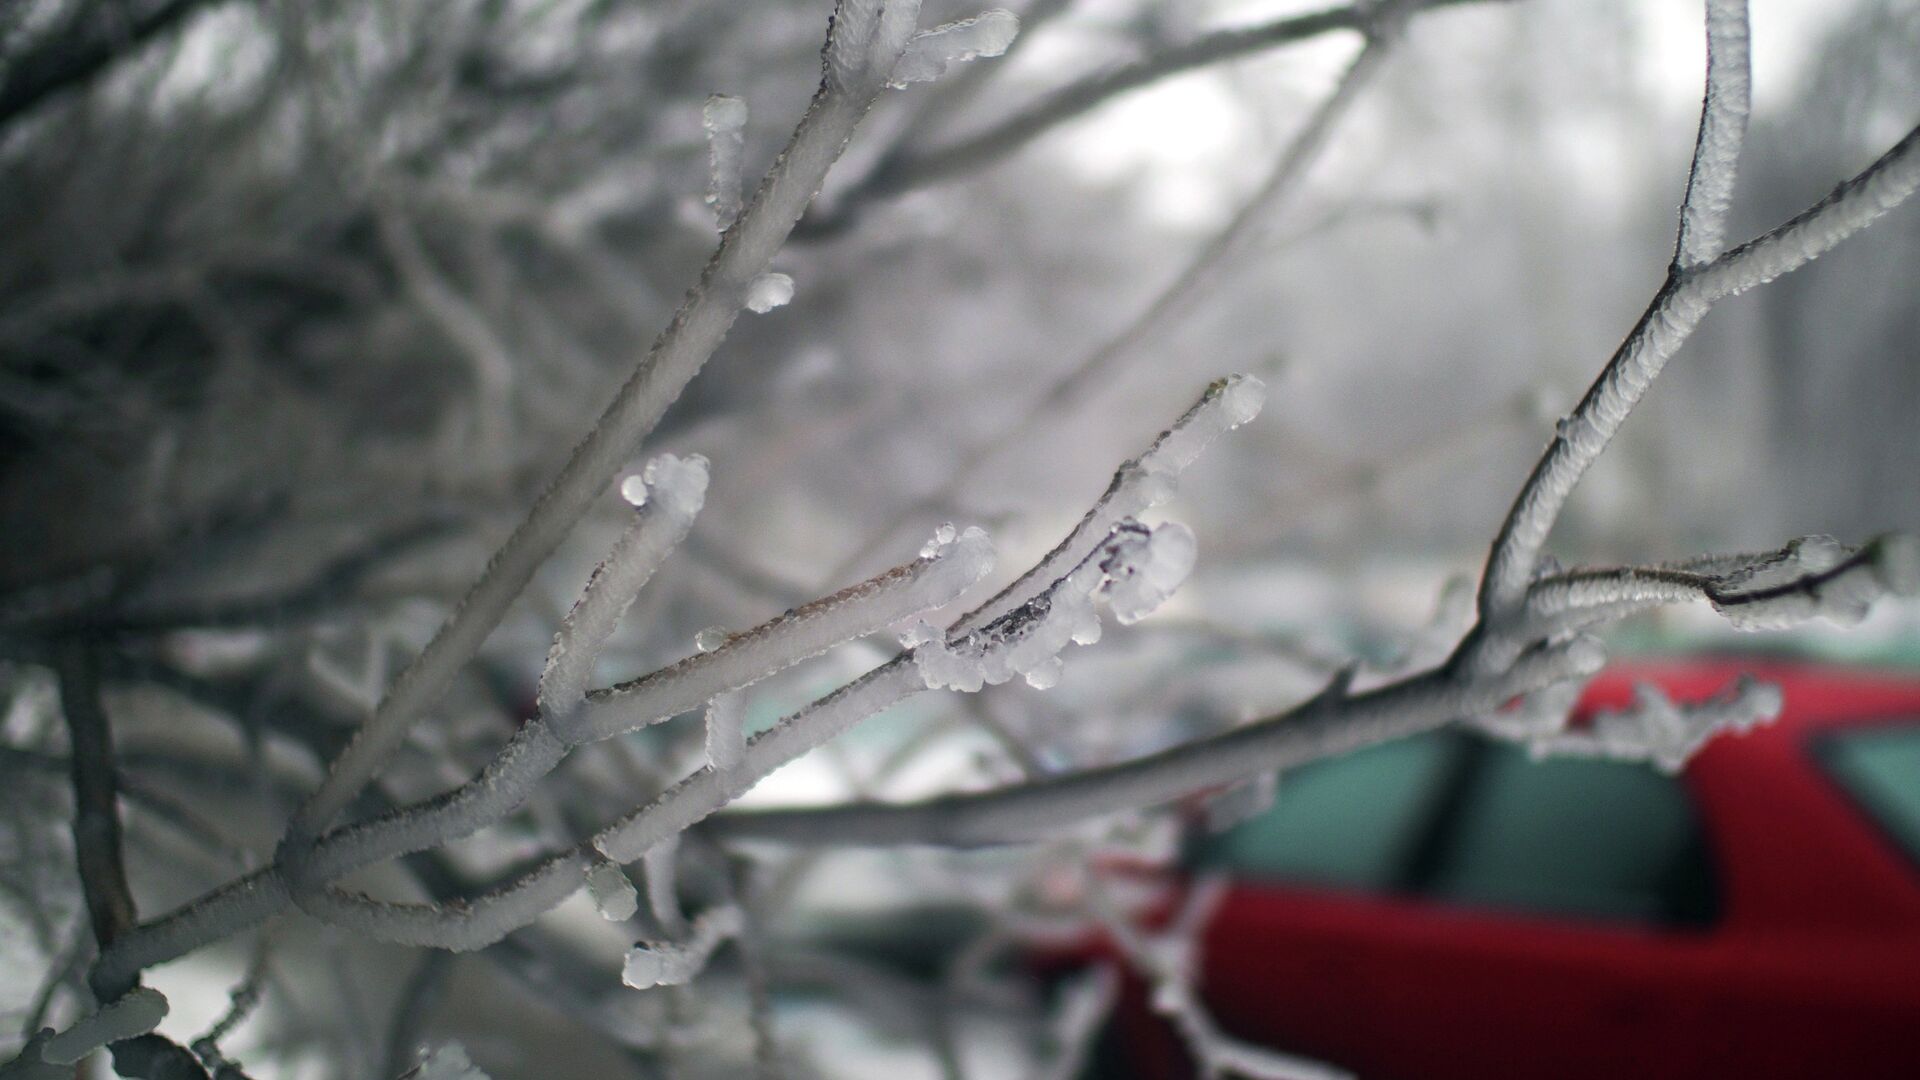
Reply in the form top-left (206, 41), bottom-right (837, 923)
top-left (815, 0), bottom-right (1502, 220)
top-left (1474, 118), bottom-right (1920, 635)
top-left (283, 0), bottom-right (932, 847)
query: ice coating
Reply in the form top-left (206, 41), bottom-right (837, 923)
top-left (915, 519), bottom-right (1188, 693)
top-left (586, 861), bottom-right (638, 922)
top-left (703, 94), bottom-right (748, 229)
top-left (888, 10), bottom-right (1020, 88)
top-left (1104, 522), bottom-right (1197, 625)
top-left (621, 906), bottom-right (744, 990)
top-left (745, 272), bottom-right (794, 313)
top-left (405, 1042), bottom-right (490, 1080)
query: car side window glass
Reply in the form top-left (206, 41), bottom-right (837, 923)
top-left (1423, 744), bottom-right (1716, 925)
top-left (1819, 724), bottom-right (1920, 866)
top-left (1192, 733), bottom-right (1460, 890)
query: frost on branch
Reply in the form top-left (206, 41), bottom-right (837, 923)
top-left (963, 374), bottom-right (1263, 635)
top-left (539, 454), bottom-right (709, 738)
top-left (1526, 676), bottom-right (1782, 774)
top-left (581, 524), bottom-right (994, 740)
top-left (703, 94), bottom-right (748, 230)
top-left (1105, 520), bottom-right (1196, 625)
top-left (622, 905), bottom-right (744, 990)
top-left (888, 10), bottom-right (1020, 88)
top-left (914, 521), bottom-right (1192, 693)
top-left (1707, 533), bottom-right (1920, 630)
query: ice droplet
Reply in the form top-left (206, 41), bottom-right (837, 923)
top-left (586, 861), bottom-right (639, 922)
top-left (1023, 656), bottom-right (1063, 690)
top-left (694, 626), bottom-right (730, 653)
top-left (1217, 374), bottom-right (1266, 429)
top-left (746, 272), bottom-right (794, 313)
top-left (921, 522), bottom-right (959, 558)
top-left (619, 474), bottom-right (649, 506)
top-left (897, 620), bottom-right (939, 649)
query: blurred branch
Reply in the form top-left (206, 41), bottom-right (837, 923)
top-left (805, 0), bottom-right (1507, 234)
top-left (0, 0), bottom-right (226, 130)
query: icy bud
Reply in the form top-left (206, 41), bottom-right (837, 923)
top-left (586, 861), bottom-right (639, 922)
top-left (746, 272), bottom-right (794, 313)
top-left (622, 906), bottom-right (744, 990)
top-left (703, 94), bottom-right (748, 230)
top-left (888, 10), bottom-right (1020, 88)
top-left (1104, 522), bottom-right (1197, 624)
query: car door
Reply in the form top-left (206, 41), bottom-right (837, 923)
top-left (1194, 734), bottom-right (1728, 1080)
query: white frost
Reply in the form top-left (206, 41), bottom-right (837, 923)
top-left (888, 10), bottom-right (1020, 88)
top-left (745, 272), bottom-right (794, 313)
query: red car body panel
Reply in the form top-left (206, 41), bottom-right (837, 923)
top-left (1112, 661), bottom-right (1920, 1079)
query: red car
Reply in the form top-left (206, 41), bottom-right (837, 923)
top-left (1100, 659), bottom-right (1920, 1079)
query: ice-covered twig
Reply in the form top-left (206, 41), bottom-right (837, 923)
top-left (709, 637), bottom-right (1605, 847)
top-left (1475, 19), bottom-right (1920, 636)
top-left (887, 10), bottom-right (1020, 89)
top-left (1674, 0), bottom-right (1751, 269)
top-left (1515, 533), bottom-right (1920, 640)
top-left (621, 905), bottom-right (744, 990)
top-left (284, 0), bottom-right (932, 849)
top-left (959, 375), bottom-right (1263, 634)
top-left (1028, 966), bottom-right (1119, 1080)
top-left (583, 524), bottom-right (992, 739)
top-left (703, 95), bottom-right (748, 230)
top-left (539, 454), bottom-right (709, 742)
top-left (1523, 676), bottom-right (1782, 774)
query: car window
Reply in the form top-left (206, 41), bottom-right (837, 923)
top-left (1422, 744), bottom-right (1716, 925)
top-left (1818, 724), bottom-right (1920, 866)
top-left (1192, 733), bottom-right (1462, 890)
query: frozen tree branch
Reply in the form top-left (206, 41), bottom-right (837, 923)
top-left (1673, 0), bottom-right (1751, 269)
top-left (1521, 675), bottom-right (1783, 774)
top-left (1474, 107), bottom-right (1920, 641)
top-left (708, 638), bottom-right (1603, 847)
top-left (283, 0), bottom-right (937, 849)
